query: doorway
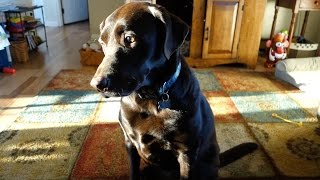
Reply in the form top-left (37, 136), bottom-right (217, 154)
top-left (61, 0), bottom-right (88, 24)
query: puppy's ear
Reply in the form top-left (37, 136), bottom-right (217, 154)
top-left (164, 13), bottom-right (189, 59)
top-left (150, 5), bottom-right (189, 59)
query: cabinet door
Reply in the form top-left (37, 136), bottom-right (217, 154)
top-left (202, 0), bottom-right (244, 59)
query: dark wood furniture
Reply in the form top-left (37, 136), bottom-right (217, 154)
top-left (187, 0), bottom-right (266, 69)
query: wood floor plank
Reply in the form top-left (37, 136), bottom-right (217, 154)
top-left (0, 21), bottom-right (90, 96)
top-left (0, 69), bottom-right (38, 96)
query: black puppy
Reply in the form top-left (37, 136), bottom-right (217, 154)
top-left (91, 2), bottom-right (257, 179)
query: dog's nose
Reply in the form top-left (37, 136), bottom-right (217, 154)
top-left (90, 76), bottom-right (110, 92)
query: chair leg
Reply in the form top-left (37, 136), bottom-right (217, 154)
top-left (287, 12), bottom-right (297, 55)
top-left (270, 6), bottom-right (279, 39)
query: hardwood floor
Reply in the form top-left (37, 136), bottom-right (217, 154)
top-left (1, 21), bottom-right (91, 97)
top-left (0, 21), bottom-right (93, 130)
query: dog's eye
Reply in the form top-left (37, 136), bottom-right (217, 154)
top-left (124, 35), bottom-right (135, 44)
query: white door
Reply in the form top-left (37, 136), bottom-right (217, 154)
top-left (61, 0), bottom-right (88, 24)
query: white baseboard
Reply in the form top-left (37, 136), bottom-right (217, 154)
top-left (45, 21), bottom-right (63, 27)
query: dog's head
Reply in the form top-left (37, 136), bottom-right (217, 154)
top-left (90, 2), bottom-right (188, 97)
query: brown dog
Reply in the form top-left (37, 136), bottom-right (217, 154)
top-left (91, 2), bottom-right (256, 180)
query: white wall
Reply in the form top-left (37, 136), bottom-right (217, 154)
top-left (43, 0), bottom-right (63, 27)
top-left (11, 0), bottom-right (33, 6)
top-left (32, 0), bottom-right (44, 24)
top-left (262, 0), bottom-right (320, 43)
top-left (88, 0), bottom-right (124, 36)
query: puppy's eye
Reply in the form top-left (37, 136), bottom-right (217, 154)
top-left (124, 35), bottom-right (135, 44)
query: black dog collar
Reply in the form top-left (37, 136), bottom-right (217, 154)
top-left (137, 61), bottom-right (181, 110)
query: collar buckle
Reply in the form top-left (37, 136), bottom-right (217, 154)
top-left (160, 92), bottom-right (169, 102)
top-left (138, 61), bottom-right (181, 110)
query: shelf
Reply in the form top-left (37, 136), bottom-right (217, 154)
top-left (3, 5), bottom-right (48, 49)
top-left (8, 22), bottom-right (45, 33)
top-left (25, 22), bottom-right (45, 31)
top-left (4, 6), bottom-right (43, 13)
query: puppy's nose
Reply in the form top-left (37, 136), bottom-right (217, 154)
top-left (90, 76), bottom-right (110, 92)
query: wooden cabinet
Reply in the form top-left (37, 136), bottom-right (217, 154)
top-left (187, 0), bottom-right (266, 69)
top-left (202, 0), bottom-right (243, 59)
top-left (127, 0), bottom-right (266, 68)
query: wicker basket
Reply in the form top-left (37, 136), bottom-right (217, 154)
top-left (10, 39), bottom-right (29, 63)
top-left (79, 49), bottom-right (104, 66)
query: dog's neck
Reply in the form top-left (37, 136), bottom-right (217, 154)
top-left (158, 61), bottom-right (181, 94)
top-left (137, 53), bottom-right (182, 109)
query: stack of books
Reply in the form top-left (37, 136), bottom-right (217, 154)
top-left (25, 34), bottom-right (43, 50)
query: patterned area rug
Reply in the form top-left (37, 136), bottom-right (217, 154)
top-left (0, 68), bottom-right (319, 179)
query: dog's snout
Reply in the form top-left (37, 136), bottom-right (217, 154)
top-left (97, 78), bottom-right (110, 92)
top-left (90, 76), bottom-right (110, 92)
top-left (90, 74), bottom-right (141, 96)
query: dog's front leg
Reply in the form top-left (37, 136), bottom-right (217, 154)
top-left (177, 151), bottom-right (192, 180)
top-left (125, 138), bottom-right (140, 180)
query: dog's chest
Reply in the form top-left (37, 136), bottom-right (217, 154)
top-left (120, 95), bottom-right (182, 161)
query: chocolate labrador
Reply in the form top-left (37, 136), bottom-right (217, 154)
top-left (91, 2), bottom-right (257, 180)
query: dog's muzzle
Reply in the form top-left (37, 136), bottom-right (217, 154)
top-left (90, 76), bottom-right (138, 97)
top-left (90, 76), bottom-right (110, 92)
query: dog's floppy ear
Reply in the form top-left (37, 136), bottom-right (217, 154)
top-left (149, 5), bottom-right (189, 59)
